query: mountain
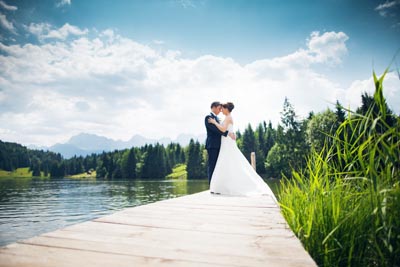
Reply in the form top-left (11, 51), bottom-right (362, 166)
top-left (67, 133), bottom-right (125, 151)
top-left (176, 133), bottom-right (206, 146)
top-left (44, 133), bottom-right (204, 158)
top-left (127, 134), bottom-right (159, 147)
top-left (49, 143), bottom-right (97, 159)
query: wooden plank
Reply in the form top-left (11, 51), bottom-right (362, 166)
top-left (40, 222), bottom-right (313, 263)
top-left (163, 192), bottom-right (278, 207)
top-left (0, 190), bottom-right (316, 267)
top-left (0, 243), bottom-right (220, 267)
top-left (110, 207), bottom-right (288, 228)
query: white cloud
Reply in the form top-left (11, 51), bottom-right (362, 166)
top-left (178, 0), bottom-right (196, 8)
top-left (0, 13), bottom-right (16, 34)
top-left (375, 1), bottom-right (400, 17)
top-left (46, 23), bottom-right (88, 40)
top-left (100, 29), bottom-right (115, 39)
top-left (153, 40), bottom-right (165, 45)
top-left (0, 28), bottom-right (398, 147)
top-left (375, 0), bottom-right (400, 28)
top-left (338, 72), bottom-right (400, 113)
top-left (247, 31), bottom-right (349, 72)
top-left (0, 1), bottom-right (17, 11)
top-left (307, 31), bottom-right (349, 64)
top-left (56, 0), bottom-right (71, 8)
top-left (26, 22), bottom-right (88, 41)
top-left (25, 22), bottom-right (51, 37)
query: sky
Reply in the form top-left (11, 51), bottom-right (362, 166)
top-left (0, 0), bottom-right (399, 146)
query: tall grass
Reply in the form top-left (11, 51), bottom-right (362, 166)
top-left (279, 70), bottom-right (400, 267)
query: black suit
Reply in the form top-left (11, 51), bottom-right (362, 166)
top-left (205, 113), bottom-right (228, 183)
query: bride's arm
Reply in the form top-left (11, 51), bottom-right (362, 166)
top-left (208, 116), bottom-right (232, 132)
top-left (205, 116), bottom-right (228, 136)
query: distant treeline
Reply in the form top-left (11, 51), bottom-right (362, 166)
top-left (1, 90), bottom-right (398, 179)
top-left (0, 141), bottom-right (188, 179)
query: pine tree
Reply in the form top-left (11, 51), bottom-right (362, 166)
top-left (335, 100), bottom-right (346, 124)
top-left (30, 157), bottom-right (41, 177)
top-left (140, 144), bottom-right (168, 179)
top-left (186, 139), bottom-right (204, 179)
top-left (175, 144), bottom-right (185, 164)
top-left (356, 92), bottom-right (396, 131)
top-left (50, 161), bottom-right (65, 177)
top-left (266, 98), bottom-right (308, 178)
top-left (264, 121), bottom-right (276, 157)
top-left (241, 124), bottom-right (257, 163)
top-left (122, 148), bottom-right (136, 179)
top-left (255, 123), bottom-right (266, 173)
top-left (140, 145), bottom-right (153, 178)
top-left (96, 152), bottom-right (110, 178)
top-left (155, 143), bottom-right (168, 177)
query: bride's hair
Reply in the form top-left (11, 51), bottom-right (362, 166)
top-left (222, 102), bottom-right (234, 112)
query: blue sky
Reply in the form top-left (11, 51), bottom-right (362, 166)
top-left (0, 0), bottom-right (399, 146)
top-left (8, 0), bottom-right (399, 82)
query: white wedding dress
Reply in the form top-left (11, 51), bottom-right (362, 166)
top-left (210, 123), bottom-right (277, 202)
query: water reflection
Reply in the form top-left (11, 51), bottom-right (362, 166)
top-left (0, 177), bottom-right (209, 247)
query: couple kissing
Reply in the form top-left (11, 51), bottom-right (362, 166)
top-left (204, 101), bottom-right (276, 201)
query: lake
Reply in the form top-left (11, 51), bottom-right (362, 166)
top-left (0, 177), bottom-right (280, 247)
top-left (0, 177), bottom-right (209, 247)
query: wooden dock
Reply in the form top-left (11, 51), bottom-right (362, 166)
top-left (0, 191), bottom-right (316, 267)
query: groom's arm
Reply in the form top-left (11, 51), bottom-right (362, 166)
top-left (205, 116), bottom-right (228, 136)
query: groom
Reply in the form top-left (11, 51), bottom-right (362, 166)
top-left (205, 101), bottom-right (229, 184)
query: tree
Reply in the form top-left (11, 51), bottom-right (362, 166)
top-left (306, 109), bottom-right (338, 152)
top-left (96, 166), bottom-right (107, 178)
top-left (121, 148), bottom-right (136, 179)
top-left (50, 161), bottom-right (65, 177)
top-left (256, 122), bottom-right (266, 155)
top-left (30, 157), bottom-right (41, 177)
top-left (241, 124), bottom-right (257, 163)
top-left (335, 100), bottom-right (346, 124)
top-left (254, 123), bottom-right (266, 174)
top-left (266, 143), bottom-right (288, 178)
top-left (356, 92), bottom-right (396, 131)
top-left (140, 145), bottom-right (155, 178)
top-left (281, 97), bottom-right (300, 132)
top-left (112, 165), bottom-right (123, 179)
top-left (141, 144), bottom-right (168, 179)
top-left (265, 98), bottom-right (308, 178)
top-left (186, 139), bottom-right (205, 179)
top-left (155, 144), bottom-right (169, 177)
top-left (96, 152), bottom-right (111, 178)
top-left (264, 121), bottom-right (276, 158)
top-left (175, 144), bottom-right (185, 164)
top-left (165, 143), bottom-right (186, 170)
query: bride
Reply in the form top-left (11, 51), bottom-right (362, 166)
top-left (207, 102), bottom-right (276, 201)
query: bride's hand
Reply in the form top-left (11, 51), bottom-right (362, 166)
top-left (208, 117), bottom-right (216, 124)
top-left (228, 132), bottom-right (236, 140)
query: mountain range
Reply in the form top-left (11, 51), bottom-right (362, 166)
top-left (30, 133), bottom-right (205, 159)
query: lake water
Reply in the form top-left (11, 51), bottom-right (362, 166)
top-left (0, 177), bottom-right (209, 247)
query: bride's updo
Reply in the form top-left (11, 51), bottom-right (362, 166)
top-left (222, 102), bottom-right (234, 112)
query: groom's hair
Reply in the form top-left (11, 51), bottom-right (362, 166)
top-left (210, 101), bottom-right (221, 108)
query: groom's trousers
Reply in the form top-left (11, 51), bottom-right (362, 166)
top-left (207, 148), bottom-right (220, 184)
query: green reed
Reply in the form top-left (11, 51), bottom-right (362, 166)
top-left (279, 70), bottom-right (400, 267)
